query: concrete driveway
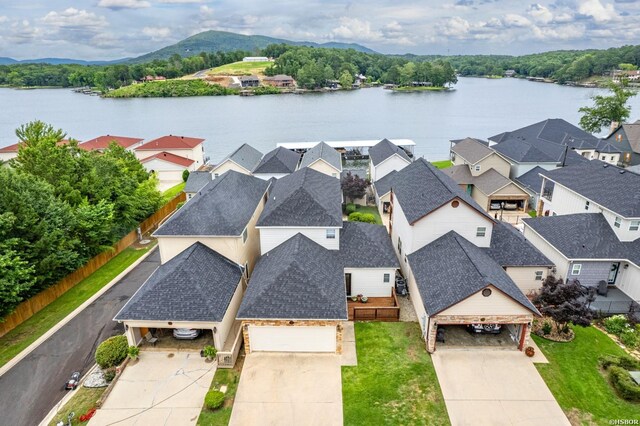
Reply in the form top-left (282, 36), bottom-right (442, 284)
top-left (431, 350), bottom-right (570, 426)
top-left (90, 352), bottom-right (215, 426)
top-left (229, 353), bottom-right (343, 426)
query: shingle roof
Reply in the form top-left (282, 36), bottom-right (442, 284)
top-left (339, 221), bottom-right (400, 268)
top-left (473, 168), bottom-right (515, 196)
top-left (257, 167), bottom-right (342, 227)
top-left (237, 234), bottom-right (347, 320)
top-left (407, 231), bottom-right (539, 316)
top-left (485, 222), bottom-right (553, 267)
top-left (596, 140), bottom-right (622, 154)
top-left (216, 143), bottom-right (263, 173)
top-left (184, 171), bottom-right (212, 193)
top-left (140, 151), bottom-right (195, 167)
top-left (79, 135), bottom-right (143, 151)
top-left (541, 161), bottom-right (640, 217)
top-left (252, 147), bottom-right (300, 174)
top-left (451, 138), bottom-right (495, 164)
top-left (450, 137), bottom-right (489, 147)
top-left (523, 213), bottom-right (640, 265)
top-left (442, 165), bottom-right (474, 185)
top-left (155, 170), bottom-right (269, 236)
top-left (372, 170), bottom-right (397, 197)
top-left (136, 135), bottom-right (204, 150)
top-left (299, 142), bottom-right (342, 171)
top-left (369, 138), bottom-right (412, 166)
top-left (620, 122), bottom-right (640, 152)
top-left (391, 158), bottom-right (491, 224)
top-left (114, 242), bottom-right (243, 322)
top-left (515, 166), bottom-right (546, 194)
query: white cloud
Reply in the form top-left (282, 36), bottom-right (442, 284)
top-left (42, 8), bottom-right (108, 30)
top-left (439, 16), bottom-right (471, 37)
top-left (0, 16), bottom-right (8, 24)
top-left (502, 14), bottom-right (532, 28)
top-left (578, 0), bottom-right (618, 22)
top-left (156, 0), bottom-right (205, 3)
top-left (528, 4), bottom-right (553, 24)
top-left (97, 0), bottom-right (150, 10)
top-left (330, 17), bottom-right (383, 42)
top-left (142, 26), bottom-right (172, 41)
top-left (532, 23), bottom-right (586, 40)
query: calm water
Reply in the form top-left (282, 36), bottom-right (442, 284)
top-left (2, 77), bottom-right (639, 163)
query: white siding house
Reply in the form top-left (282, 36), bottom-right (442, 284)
top-left (258, 227), bottom-right (341, 254)
top-left (370, 155), bottom-right (411, 181)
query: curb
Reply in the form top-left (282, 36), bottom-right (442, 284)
top-left (0, 245), bottom-right (158, 378)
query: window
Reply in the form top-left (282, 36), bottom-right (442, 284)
top-left (383, 273), bottom-right (390, 283)
top-left (535, 271), bottom-right (543, 281)
top-left (476, 227), bottom-right (486, 237)
top-left (571, 264), bottom-right (582, 275)
top-left (326, 228), bottom-right (336, 239)
top-left (242, 228), bottom-right (248, 243)
top-left (214, 173), bottom-right (219, 178)
top-left (474, 164), bottom-right (481, 172)
top-left (614, 216), bottom-right (621, 228)
top-left (397, 237), bottom-right (402, 254)
top-left (611, 156), bottom-right (615, 161)
top-left (584, 201), bottom-right (590, 211)
top-left (332, 173), bottom-right (337, 178)
top-left (630, 220), bottom-right (640, 231)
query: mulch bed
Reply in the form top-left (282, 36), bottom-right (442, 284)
top-left (532, 318), bottom-right (575, 342)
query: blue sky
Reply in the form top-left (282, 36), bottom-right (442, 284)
top-left (0, 0), bottom-right (638, 60)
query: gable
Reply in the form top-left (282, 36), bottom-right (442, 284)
top-left (212, 159), bottom-right (251, 175)
top-left (437, 285), bottom-right (536, 317)
top-left (376, 153), bottom-right (411, 169)
top-left (491, 182), bottom-right (529, 197)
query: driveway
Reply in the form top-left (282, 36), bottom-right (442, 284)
top-left (90, 352), bottom-right (215, 426)
top-left (229, 353), bottom-right (343, 426)
top-left (0, 249), bottom-right (160, 426)
top-left (432, 350), bottom-right (570, 426)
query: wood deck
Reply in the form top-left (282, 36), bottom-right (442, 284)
top-left (348, 291), bottom-right (400, 321)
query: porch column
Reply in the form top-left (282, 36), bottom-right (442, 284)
top-left (518, 323), bottom-right (531, 351)
top-left (426, 319), bottom-right (438, 353)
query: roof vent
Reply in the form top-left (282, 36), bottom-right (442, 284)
top-left (620, 170), bottom-right (625, 174)
top-left (603, 164), bottom-right (608, 168)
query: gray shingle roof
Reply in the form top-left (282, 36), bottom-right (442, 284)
top-left (372, 170), bottom-right (397, 197)
top-left (237, 234), bottom-right (347, 320)
top-left (473, 168), bottom-right (516, 196)
top-left (252, 147), bottom-right (300, 174)
top-left (451, 138), bottom-right (495, 164)
top-left (451, 137), bottom-right (489, 147)
top-left (523, 213), bottom-right (640, 265)
top-left (407, 231), bottom-right (539, 316)
top-left (442, 165), bottom-right (474, 185)
top-left (115, 242), bottom-right (243, 322)
top-left (299, 142), bottom-right (342, 171)
top-left (257, 167), bottom-right (342, 227)
top-left (184, 171), bottom-right (211, 193)
top-left (155, 171), bottom-right (269, 236)
top-left (217, 143), bottom-right (263, 172)
top-left (485, 222), bottom-right (553, 267)
top-left (515, 166), bottom-right (546, 194)
top-left (540, 161), bottom-right (640, 217)
top-left (339, 221), bottom-right (400, 268)
top-left (391, 158), bottom-right (492, 224)
top-left (369, 138), bottom-right (412, 166)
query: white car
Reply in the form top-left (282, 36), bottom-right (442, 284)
top-left (468, 323), bottom-right (502, 334)
top-left (173, 328), bottom-right (200, 340)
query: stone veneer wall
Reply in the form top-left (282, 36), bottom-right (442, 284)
top-left (241, 320), bottom-right (343, 354)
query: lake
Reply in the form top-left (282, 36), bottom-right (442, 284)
top-left (1, 77), bottom-right (638, 163)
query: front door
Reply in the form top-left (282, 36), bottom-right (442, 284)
top-left (608, 262), bottom-right (620, 284)
top-left (345, 273), bottom-right (352, 296)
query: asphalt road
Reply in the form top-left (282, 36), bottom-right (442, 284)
top-left (0, 249), bottom-right (160, 426)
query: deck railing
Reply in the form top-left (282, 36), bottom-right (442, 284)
top-left (350, 288), bottom-right (400, 321)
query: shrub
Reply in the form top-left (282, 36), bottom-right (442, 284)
top-left (345, 203), bottom-right (357, 215)
top-left (542, 322), bottom-right (552, 335)
top-left (604, 314), bottom-right (630, 335)
top-left (599, 355), bottom-right (640, 370)
top-left (620, 329), bottom-right (639, 349)
top-left (128, 345), bottom-right (139, 360)
top-left (349, 212), bottom-right (376, 224)
top-left (182, 169), bottom-right (190, 182)
top-left (203, 345), bottom-right (217, 360)
top-left (204, 390), bottom-right (225, 410)
top-left (95, 335), bottom-right (128, 369)
top-left (609, 366), bottom-right (640, 401)
top-left (103, 367), bottom-right (116, 382)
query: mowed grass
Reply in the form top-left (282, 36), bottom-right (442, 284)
top-left (49, 386), bottom-right (106, 426)
top-left (533, 326), bottom-right (640, 425)
top-left (198, 357), bottom-right (243, 425)
top-left (349, 205), bottom-right (383, 225)
top-left (208, 61), bottom-right (272, 76)
top-left (162, 181), bottom-right (185, 203)
top-left (431, 160), bottom-right (452, 169)
top-left (342, 322), bottom-right (450, 426)
top-left (0, 247), bottom-right (151, 368)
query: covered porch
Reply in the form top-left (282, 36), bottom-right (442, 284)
top-left (348, 289), bottom-right (400, 321)
top-left (588, 287), bottom-right (637, 314)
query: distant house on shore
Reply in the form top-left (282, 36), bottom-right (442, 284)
top-left (0, 139), bottom-right (71, 163)
top-left (243, 57), bottom-right (269, 62)
top-left (142, 75), bottom-right (166, 82)
top-left (79, 135), bottom-right (144, 152)
top-left (504, 70), bottom-right (516, 77)
top-left (263, 75), bottom-right (295, 88)
top-left (240, 75), bottom-right (260, 88)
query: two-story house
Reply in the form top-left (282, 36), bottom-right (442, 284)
top-left (603, 119), bottom-right (640, 166)
top-left (238, 167), bottom-right (399, 354)
top-left (79, 135), bottom-right (144, 152)
top-left (525, 161), bottom-right (640, 313)
top-left (369, 138), bottom-right (412, 181)
top-left (298, 142), bottom-right (342, 178)
top-left (251, 146), bottom-right (300, 180)
top-left (388, 159), bottom-right (550, 353)
top-left (210, 143), bottom-right (263, 178)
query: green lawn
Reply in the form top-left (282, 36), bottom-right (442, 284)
top-left (342, 322), bottom-right (450, 426)
top-left (528, 210), bottom-right (537, 218)
top-left (49, 386), bottom-right (106, 426)
top-left (533, 326), bottom-right (640, 425)
top-left (431, 160), bottom-right (452, 169)
top-left (198, 360), bottom-right (243, 425)
top-left (162, 182), bottom-right (185, 203)
top-left (0, 247), bottom-right (152, 368)
top-left (208, 61), bottom-right (272, 76)
top-left (348, 205), bottom-right (383, 225)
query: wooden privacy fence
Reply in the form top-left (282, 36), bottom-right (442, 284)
top-left (0, 192), bottom-right (185, 338)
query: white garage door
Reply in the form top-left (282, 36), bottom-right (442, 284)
top-left (249, 326), bottom-right (336, 353)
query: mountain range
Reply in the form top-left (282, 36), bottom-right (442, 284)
top-left (0, 31), bottom-right (376, 66)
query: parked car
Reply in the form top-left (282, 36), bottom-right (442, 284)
top-left (467, 323), bottom-right (502, 334)
top-left (64, 372), bottom-right (81, 390)
top-left (173, 328), bottom-right (200, 340)
top-left (503, 202), bottom-right (518, 210)
top-left (490, 202), bottom-right (501, 210)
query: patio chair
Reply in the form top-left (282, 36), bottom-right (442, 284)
top-left (144, 332), bottom-right (158, 347)
top-left (597, 280), bottom-right (608, 297)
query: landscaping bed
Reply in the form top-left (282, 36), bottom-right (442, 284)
top-left (48, 386), bottom-right (106, 426)
top-left (532, 317), bottom-right (575, 342)
top-left (342, 322), bottom-right (449, 425)
top-left (197, 352), bottom-right (244, 425)
top-left (345, 204), bottom-right (382, 225)
top-left (533, 326), bottom-right (640, 425)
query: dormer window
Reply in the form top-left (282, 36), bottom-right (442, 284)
top-left (476, 227), bottom-right (486, 237)
top-left (584, 201), bottom-right (590, 211)
top-left (630, 220), bottom-right (639, 231)
top-left (326, 228), bottom-right (336, 239)
top-left (614, 216), bottom-right (621, 228)
top-left (474, 165), bottom-right (481, 172)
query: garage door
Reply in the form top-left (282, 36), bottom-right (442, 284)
top-left (248, 326), bottom-right (336, 353)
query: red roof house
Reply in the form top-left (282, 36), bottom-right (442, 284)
top-left (135, 135), bottom-right (205, 151)
top-left (79, 135), bottom-right (144, 151)
top-left (140, 151), bottom-right (195, 167)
